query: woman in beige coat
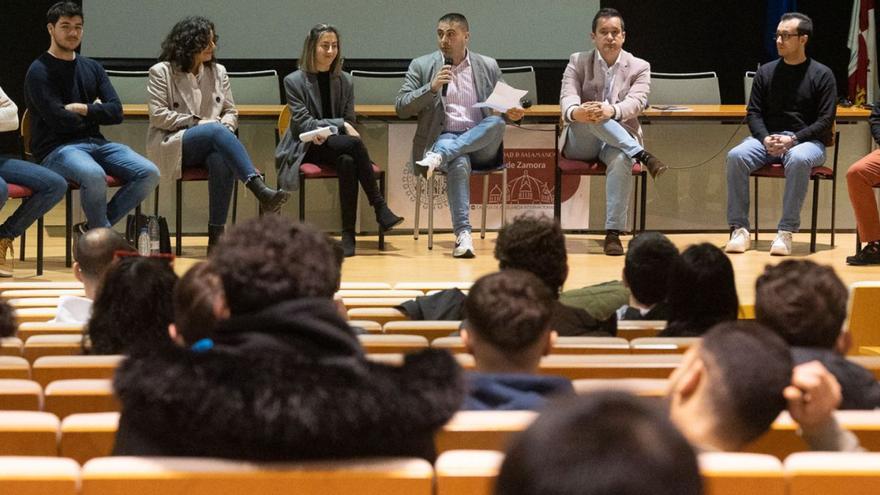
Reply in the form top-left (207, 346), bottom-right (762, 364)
top-left (147, 16), bottom-right (289, 250)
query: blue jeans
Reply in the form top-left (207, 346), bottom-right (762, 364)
top-left (432, 115), bottom-right (506, 235)
top-left (726, 135), bottom-right (825, 232)
top-left (563, 119), bottom-right (643, 231)
top-left (0, 157), bottom-right (67, 238)
top-left (183, 123), bottom-right (259, 226)
top-left (41, 138), bottom-right (160, 228)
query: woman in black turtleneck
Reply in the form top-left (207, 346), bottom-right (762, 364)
top-left (275, 24), bottom-right (403, 256)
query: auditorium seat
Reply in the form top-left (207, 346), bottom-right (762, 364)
top-left (60, 412), bottom-right (119, 465)
top-left (572, 378), bottom-right (668, 398)
top-left (336, 289), bottom-right (424, 299)
top-left (847, 281), bottom-right (880, 355)
top-left (393, 282), bottom-right (473, 292)
top-left (698, 452), bottom-right (785, 495)
top-left (347, 308), bottom-right (407, 325)
top-left (17, 322), bottom-right (85, 341)
top-left (0, 456), bottom-right (79, 495)
top-left (745, 411), bottom-right (880, 458)
top-left (44, 379), bottom-right (118, 419)
top-left (23, 335), bottom-right (83, 362)
top-left (431, 336), bottom-right (630, 355)
top-left (358, 335), bottom-right (429, 354)
top-left (0, 281), bottom-right (83, 293)
top-left (616, 320), bottom-right (666, 340)
top-left (80, 456), bottom-right (434, 495)
top-left (0, 410), bottom-right (59, 456)
top-left (7, 297), bottom-right (62, 309)
top-left (629, 337), bottom-right (700, 354)
top-left (0, 337), bottom-right (22, 357)
top-left (342, 297), bottom-right (413, 310)
top-left (785, 452), bottom-right (880, 494)
top-left (0, 379), bottom-right (42, 410)
top-left (14, 307), bottom-right (58, 324)
top-left (384, 321), bottom-right (461, 342)
top-left (848, 356), bottom-right (880, 379)
top-left (435, 450), bottom-right (504, 495)
top-left (0, 357), bottom-right (30, 379)
top-left (534, 354), bottom-right (680, 380)
top-left (339, 282), bottom-right (393, 290)
top-left (436, 411), bottom-right (537, 454)
top-left (1, 289), bottom-right (85, 299)
top-left (31, 356), bottom-right (123, 387)
top-left (348, 320), bottom-right (383, 334)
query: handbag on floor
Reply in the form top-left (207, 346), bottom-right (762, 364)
top-left (125, 213), bottom-right (172, 254)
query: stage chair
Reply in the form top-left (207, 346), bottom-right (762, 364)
top-left (0, 410), bottom-right (59, 456)
top-left (23, 335), bottom-right (82, 362)
top-left (437, 411), bottom-right (536, 454)
top-left (60, 412), bottom-right (119, 465)
top-left (435, 450), bottom-right (504, 495)
top-left (227, 70), bottom-right (281, 104)
top-left (276, 106), bottom-right (389, 250)
top-left (616, 320), bottom-right (666, 340)
top-left (17, 322), bottom-right (84, 341)
top-left (698, 452), bottom-right (784, 495)
top-left (80, 456), bottom-right (434, 495)
top-left (0, 356), bottom-right (30, 379)
top-left (44, 379), bottom-right (118, 419)
top-left (0, 456), bottom-right (79, 495)
top-left (572, 378), bottom-right (669, 398)
top-left (393, 281), bottom-right (472, 291)
top-left (751, 129), bottom-right (840, 253)
top-left (650, 71), bottom-right (721, 105)
top-left (350, 70), bottom-right (408, 105)
top-left (785, 452), bottom-right (880, 494)
top-left (500, 66), bottom-right (537, 104)
top-left (629, 337), bottom-right (700, 354)
top-left (0, 379), bottom-right (42, 410)
top-left (31, 355), bottom-right (123, 388)
top-left (347, 308), bottom-right (407, 326)
top-left (106, 70), bottom-right (150, 104)
top-left (847, 281), bottom-right (880, 354)
top-left (384, 321), bottom-right (461, 342)
top-left (0, 337), bottom-right (22, 357)
top-left (744, 70), bottom-right (757, 102)
top-left (358, 334), bottom-right (429, 354)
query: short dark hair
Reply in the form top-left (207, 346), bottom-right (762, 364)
top-left (74, 228), bottom-right (134, 282)
top-left (592, 7), bottom-right (624, 33)
top-left (755, 260), bottom-right (847, 349)
top-left (666, 243), bottom-right (738, 336)
top-left (210, 216), bottom-right (339, 315)
top-left (173, 262), bottom-right (225, 346)
top-left (87, 256), bottom-right (178, 355)
top-left (495, 214), bottom-right (567, 294)
top-left (464, 270), bottom-right (554, 353)
top-left (495, 391), bottom-right (701, 495)
top-left (47, 1), bottom-right (82, 24)
top-left (781, 12), bottom-right (813, 38)
top-left (159, 16), bottom-right (216, 73)
top-left (0, 300), bottom-right (16, 338)
top-left (438, 12), bottom-right (469, 31)
top-left (624, 232), bottom-right (679, 306)
top-left (699, 321), bottom-right (792, 448)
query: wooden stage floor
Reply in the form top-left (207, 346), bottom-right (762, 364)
top-left (9, 230), bottom-right (880, 307)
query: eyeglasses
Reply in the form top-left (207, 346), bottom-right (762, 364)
top-left (775, 32), bottom-right (803, 41)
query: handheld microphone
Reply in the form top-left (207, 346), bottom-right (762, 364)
top-left (520, 98), bottom-right (533, 109)
top-left (442, 57), bottom-right (453, 97)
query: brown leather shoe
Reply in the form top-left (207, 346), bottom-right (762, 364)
top-left (637, 150), bottom-right (668, 179)
top-left (603, 231), bottom-right (624, 256)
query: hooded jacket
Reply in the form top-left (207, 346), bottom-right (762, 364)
top-left (113, 298), bottom-right (464, 461)
top-left (462, 372), bottom-right (574, 411)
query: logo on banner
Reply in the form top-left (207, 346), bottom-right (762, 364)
top-left (403, 161), bottom-right (449, 209)
top-left (469, 149), bottom-right (580, 206)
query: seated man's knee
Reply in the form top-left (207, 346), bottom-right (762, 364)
top-left (79, 166), bottom-right (109, 190)
top-left (46, 173), bottom-right (69, 200)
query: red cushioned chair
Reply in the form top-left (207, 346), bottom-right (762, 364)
top-left (750, 130), bottom-right (839, 253)
top-left (6, 183), bottom-right (45, 276)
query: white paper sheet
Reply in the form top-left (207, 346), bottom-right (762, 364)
top-left (473, 81), bottom-right (528, 112)
top-left (299, 125), bottom-right (339, 142)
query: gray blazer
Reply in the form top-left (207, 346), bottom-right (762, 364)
top-left (274, 70), bottom-right (355, 191)
top-left (395, 50), bottom-right (503, 166)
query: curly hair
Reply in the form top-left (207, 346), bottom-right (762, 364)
top-left (86, 256), bottom-right (178, 355)
top-left (494, 214), bottom-right (567, 294)
top-left (210, 216), bottom-right (339, 315)
top-left (755, 259), bottom-right (847, 349)
top-left (159, 16), bottom-right (216, 73)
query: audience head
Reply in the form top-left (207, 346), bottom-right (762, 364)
top-left (495, 214), bottom-right (567, 295)
top-left (300, 23), bottom-right (342, 75)
top-left (170, 262), bottom-right (227, 347)
top-left (667, 321), bottom-right (792, 451)
top-left (73, 228), bottom-right (135, 299)
top-left (210, 216), bottom-right (338, 315)
top-left (755, 260), bottom-right (848, 351)
top-left (159, 16), bottom-right (217, 73)
top-left (46, 2), bottom-right (84, 53)
top-left (437, 13), bottom-right (470, 60)
top-left (462, 270), bottom-right (556, 373)
top-left (666, 243), bottom-right (738, 336)
top-left (495, 391), bottom-right (701, 495)
top-left (0, 300), bottom-right (16, 338)
top-left (86, 256), bottom-right (178, 355)
top-left (623, 232), bottom-right (679, 307)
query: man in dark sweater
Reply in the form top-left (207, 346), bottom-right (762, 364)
top-left (460, 270), bottom-right (573, 410)
top-left (725, 12), bottom-right (836, 256)
top-left (24, 2), bottom-right (159, 231)
top-left (755, 259), bottom-right (880, 410)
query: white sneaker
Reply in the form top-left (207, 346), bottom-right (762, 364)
top-left (416, 151), bottom-right (443, 179)
top-left (453, 230), bottom-right (475, 258)
top-left (725, 227), bottom-right (750, 253)
top-left (770, 230), bottom-right (793, 256)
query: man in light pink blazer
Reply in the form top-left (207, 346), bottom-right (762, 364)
top-left (560, 8), bottom-right (666, 256)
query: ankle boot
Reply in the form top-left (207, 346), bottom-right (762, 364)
top-left (374, 202), bottom-right (404, 231)
top-left (207, 224), bottom-right (225, 255)
top-left (246, 176), bottom-right (290, 213)
top-left (341, 230), bottom-right (356, 257)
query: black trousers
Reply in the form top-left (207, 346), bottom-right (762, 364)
top-left (303, 135), bottom-right (383, 231)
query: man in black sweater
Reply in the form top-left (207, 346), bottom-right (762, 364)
top-left (24, 2), bottom-right (158, 231)
top-left (725, 12), bottom-right (836, 257)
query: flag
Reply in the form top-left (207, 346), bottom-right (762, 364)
top-left (848, 0), bottom-right (877, 105)
top-left (765, 0), bottom-right (798, 61)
